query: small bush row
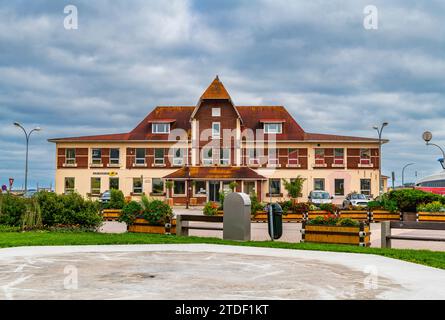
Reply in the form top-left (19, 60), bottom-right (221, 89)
top-left (119, 195), bottom-right (173, 226)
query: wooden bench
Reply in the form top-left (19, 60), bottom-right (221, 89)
top-left (381, 221), bottom-right (445, 248)
top-left (176, 215), bottom-right (223, 236)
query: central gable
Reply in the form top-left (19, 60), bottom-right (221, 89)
top-left (190, 76), bottom-right (243, 124)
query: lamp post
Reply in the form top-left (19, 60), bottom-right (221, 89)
top-left (402, 163), bottom-right (415, 187)
top-left (373, 122), bottom-right (388, 195)
top-left (13, 122), bottom-right (41, 193)
top-left (422, 131), bottom-right (445, 169)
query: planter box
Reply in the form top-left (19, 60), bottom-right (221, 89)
top-left (216, 210), bottom-right (224, 216)
top-left (190, 197), bottom-right (198, 206)
top-left (301, 222), bottom-right (370, 246)
top-left (371, 210), bottom-right (401, 222)
top-left (282, 212), bottom-right (305, 223)
top-left (338, 210), bottom-right (369, 222)
top-left (252, 211), bottom-right (268, 222)
top-left (306, 210), bottom-right (332, 220)
top-left (417, 212), bottom-right (445, 222)
top-left (102, 209), bottom-right (121, 221)
top-left (128, 218), bottom-right (176, 234)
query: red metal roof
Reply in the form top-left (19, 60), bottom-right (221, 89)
top-left (163, 166), bottom-right (266, 180)
top-left (48, 78), bottom-right (381, 143)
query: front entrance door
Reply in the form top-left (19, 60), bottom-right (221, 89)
top-left (209, 181), bottom-right (220, 202)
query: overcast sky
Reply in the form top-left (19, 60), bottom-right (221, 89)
top-left (0, 0), bottom-right (444, 189)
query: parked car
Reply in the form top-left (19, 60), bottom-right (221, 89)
top-left (342, 193), bottom-right (370, 209)
top-left (99, 190), bottom-right (111, 203)
top-left (308, 190), bottom-right (333, 205)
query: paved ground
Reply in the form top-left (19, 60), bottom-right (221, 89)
top-left (1, 244), bottom-right (444, 300)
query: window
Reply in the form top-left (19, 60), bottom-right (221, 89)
top-left (65, 149), bottom-right (76, 165)
top-left (268, 148), bottom-right (278, 165)
top-left (212, 108), bottom-right (221, 117)
top-left (360, 148), bottom-right (371, 165)
top-left (110, 148), bottom-right (120, 165)
top-left (314, 178), bottom-right (325, 191)
top-left (243, 181), bottom-right (255, 196)
top-left (154, 148), bottom-right (165, 165)
top-left (264, 123), bottom-right (282, 134)
top-left (220, 148), bottom-right (230, 165)
top-left (334, 148), bottom-right (344, 165)
top-left (195, 181), bottom-right (207, 195)
top-left (212, 122), bottom-right (221, 138)
top-left (152, 178), bottom-right (164, 195)
top-left (135, 148), bottom-right (146, 165)
top-left (335, 179), bottom-right (344, 196)
top-left (269, 179), bottom-right (281, 195)
top-left (152, 123), bottom-right (170, 134)
top-left (315, 149), bottom-right (325, 165)
top-left (109, 177), bottom-right (119, 190)
top-left (288, 148), bottom-right (299, 166)
top-left (133, 178), bottom-right (143, 194)
top-left (64, 177), bottom-right (75, 194)
top-left (248, 148), bottom-right (259, 165)
top-left (91, 177), bottom-right (101, 195)
top-left (202, 147), bottom-right (213, 165)
top-left (92, 149), bottom-right (102, 165)
top-left (173, 148), bottom-right (184, 166)
top-left (360, 179), bottom-right (371, 196)
top-left (174, 181), bottom-right (186, 195)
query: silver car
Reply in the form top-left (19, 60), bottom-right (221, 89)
top-left (308, 190), bottom-right (333, 205)
top-left (342, 193), bottom-right (370, 209)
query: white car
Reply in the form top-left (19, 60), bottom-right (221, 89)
top-left (342, 193), bottom-right (370, 209)
top-left (308, 190), bottom-right (333, 205)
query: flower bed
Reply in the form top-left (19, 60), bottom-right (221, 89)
top-left (417, 202), bottom-right (445, 222)
top-left (128, 218), bottom-right (176, 234)
top-left (301, 216), bottom-right (370, 246)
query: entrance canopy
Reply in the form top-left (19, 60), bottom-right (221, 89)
top-left (163, 167), bottom-right (266, 181)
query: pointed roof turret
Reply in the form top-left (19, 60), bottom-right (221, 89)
top-left (200, 75), bottom-right (231, 100)
top-left (191, 76), bottom-right (243, 123)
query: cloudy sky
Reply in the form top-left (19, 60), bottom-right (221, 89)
top-left (0, 0), bottom-right (444, 189)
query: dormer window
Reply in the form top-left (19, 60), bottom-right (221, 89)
top-left (264, 123), bottom-right (282, 134)
top-left (152, 123), bottom-right (170, 134)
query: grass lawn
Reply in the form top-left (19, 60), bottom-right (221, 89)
top-left (1, 231), bottom-right (445, 270)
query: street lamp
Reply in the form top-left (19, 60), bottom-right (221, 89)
top-left (401, 163), bottom-right (415, 187)
top-left (373, 122), bottom-right (389, 195)
top-left (422, 131), bottom-right (445, 169)
top-left (13, 122), bottom-right (41, 193)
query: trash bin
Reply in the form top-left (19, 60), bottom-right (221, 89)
top-left (266, 203), bottom-right (283, 240)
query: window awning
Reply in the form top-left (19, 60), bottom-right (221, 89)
top-left (163, 167), bottom-right (267, 180)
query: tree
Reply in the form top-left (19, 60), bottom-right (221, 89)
top-left (283, 176), bottom-right (306, 201)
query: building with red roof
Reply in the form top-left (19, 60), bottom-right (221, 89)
top-left (49, 76), bottom-right (386, 205)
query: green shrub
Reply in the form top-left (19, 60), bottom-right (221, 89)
top-left (294, 202), bottom-right (311, 214)
top-left (0, 193), bottom-right (28, 226)
top-left (306, 215), bottom-right (359, 227)
top-left (141, 197), bottom-right (173, 226)
top-left (108, 189), bottom-right (125, 209)
top-left (218, 191), bottom-right (226, 210)
top-left (203, 202), bottom-right (219, 216)
top-left (387, 189), bottom-right (444, 212)
top-left (250, 194), bottom-right (264, 215)
top-left (36, 191), bottom-right (102, 228)
top-left (21, 198), bottom-right (43, 230)
top-left (278, 200), bottom-right (293, 213)
top-left (282, 176), bottom-right (305, 199)
top-left (368, 194), bottom-right (399, 213)
top-left (0, 224), bottom-right (21, 232)
top-left (119, 201), bottom-right (142, 225)
top-left (417, 201), bottom-right (445, 213)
